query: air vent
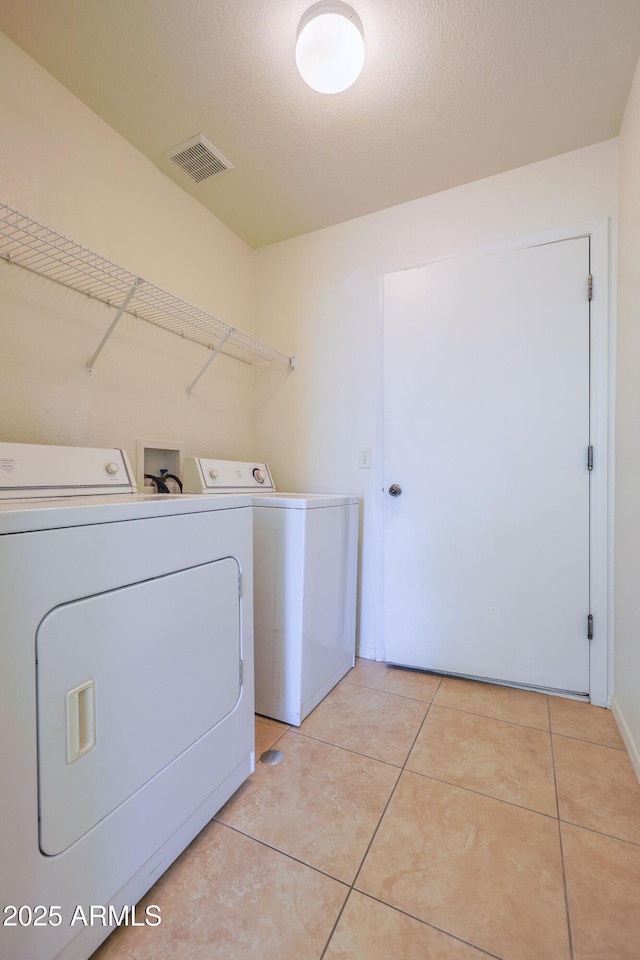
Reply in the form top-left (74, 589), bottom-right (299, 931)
top-left (164, 135), bottom-right (234, 183)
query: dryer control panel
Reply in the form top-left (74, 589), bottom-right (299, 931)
top-left (183, 458), bottom-right (275, 494)
top-left (0, 442), bottom-right (136, 499)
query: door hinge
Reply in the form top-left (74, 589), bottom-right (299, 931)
top-left (239, 659), bottom-right (244, 686)
top-left (587, 445), bottom-right (594, 471)
top-left (587, 614), bottom-right (594, 640)
top-left (587, 274), bottom-right (593, 301)
top-left (238, 572), bottom-right (243, 598)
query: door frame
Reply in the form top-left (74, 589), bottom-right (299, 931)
top-left (376, 218), bottom-right (611, 707)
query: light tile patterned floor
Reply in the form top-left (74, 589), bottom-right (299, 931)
top-left (92, 661), bottom-right (640, 960)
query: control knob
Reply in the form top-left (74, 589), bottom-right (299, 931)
top-left (208, 469), bottom-right (219, 480)
top-left (253, 468), bottom-right (266, 484)
top-left (105, 462), bottom-right (120, 475)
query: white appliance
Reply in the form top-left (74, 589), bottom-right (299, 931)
top-left (0, 442), bottom-right (254, 960)
top-left (183, 458), bottom-right (359, 725)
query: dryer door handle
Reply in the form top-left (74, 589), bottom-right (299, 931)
top-left (66, 680), bottom-right (96, 763)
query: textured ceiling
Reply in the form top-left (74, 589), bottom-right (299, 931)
top-left (1, 0), bottom-right (639, 248)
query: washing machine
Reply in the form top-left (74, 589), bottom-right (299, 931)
top-left (183, 458), bottom-right (359, 725)
top-left (0, 441), bottom-right (255, 960)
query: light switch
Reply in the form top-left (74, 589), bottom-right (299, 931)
top-left (359, 447), bottom-right (372, 469)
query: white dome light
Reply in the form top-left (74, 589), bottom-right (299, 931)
top-left (296, 2), bottom-right (365, 95)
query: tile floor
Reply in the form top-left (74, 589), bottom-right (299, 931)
top-left (93, 660), bottom-right (640, 960)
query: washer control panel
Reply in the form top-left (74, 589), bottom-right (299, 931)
top-left (183, 458), bottom-right (275, 494)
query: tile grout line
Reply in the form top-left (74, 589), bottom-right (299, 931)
top-left (229, 742), bottom-right (640, 860)
top-left (341, 676), bottom-right (440, 705)
top-left (345, 890), bottom-right (508, 960)
top-left (272, 715), bottom-right (570, 825)
top-left (219, 681), bottom-right (440, 899)
top-left (352, 683), bottom-right (441, 883)
top-left (551, 729), bottom-right (628, 752)
top-left (255, 728), bottom-right (288, 751)
top-left (557, 816), bottom-right (640, 849)
top-left (276, 707), bottom-right (625, 766)
top-left (319, 675), bottom-right (531, 960)
top-left (347, 669), bottom-right (627, 749)
top-left (402, 767), bottom-right (560, 821)
top-left (295, 693), bottom-right (560, 821)
top-left (548, 696), bottom-right (575, 960)
top-left (211, 819), bottom-right (353, 888)
top-left (551, 723), bottom-right (640, 847)
top-left (427, 699), bottom-right (550, 732)
top-left (342, 680), bottom-right (580, 960)
top-left (250, 676), bottom-right (638, 960)
top-left (255, 675), bottom-right (629, 959)
top-left (317, 678), bottom-right (444, 960)
top-left (286, 726), bottom-right (409, 769)
top-left (340, 678), bottom-right (441, 707)
top-left (255, 715), bottom-right (292, 731)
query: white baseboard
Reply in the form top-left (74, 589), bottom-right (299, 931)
top-left (611, 697), bottom-right (640, 785)
top-left (356, 643), bottom-right (376, 661)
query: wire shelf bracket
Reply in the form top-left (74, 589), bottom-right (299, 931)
top-left (185, 331), bottom-right (231, 399)
top-left (86, 277), bottom-right (143, 374)
top-left (0, 202), bottom-right (295, 396)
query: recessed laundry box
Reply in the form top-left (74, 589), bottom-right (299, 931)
top-left (183, 458), bottom-right (359, 725)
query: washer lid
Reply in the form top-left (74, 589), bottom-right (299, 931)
top-left (250, 492), bottom-right (359, 508)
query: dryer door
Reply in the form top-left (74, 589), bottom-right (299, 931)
top-left (37, 558), bottom-right (241, 855)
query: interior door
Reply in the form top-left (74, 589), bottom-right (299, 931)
top-left (383, 238), bottom-right (590, 694)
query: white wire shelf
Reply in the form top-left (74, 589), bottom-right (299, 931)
top-left (0, 202), bottom-right (295, 396)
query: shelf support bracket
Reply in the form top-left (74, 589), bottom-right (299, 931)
top-left (86, 278), bottom-right (143, 374)
top-left (185, 332), bottom-right (231, 399)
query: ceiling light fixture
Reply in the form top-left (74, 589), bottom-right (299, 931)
top-left (296, 1), bottom-right (365, 95)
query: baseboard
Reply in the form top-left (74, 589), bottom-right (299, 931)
top-left (356, 643), bottom-right (376, 660)
top-left (611, 697), bottom-right (640, 785)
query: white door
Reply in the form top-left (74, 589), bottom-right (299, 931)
top-left (383, 238), bottom-right (590, 694)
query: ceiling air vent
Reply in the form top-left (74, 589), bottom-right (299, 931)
top-left (164, 135), bottom-right (234, 184)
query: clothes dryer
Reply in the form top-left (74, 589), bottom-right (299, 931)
top-left (0, 442), bottom-right (254, 960)
top-left (183, 458), bottom-right (359, 725)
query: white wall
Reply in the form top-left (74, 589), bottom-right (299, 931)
top-left (254, 140), bottom-right (618, 659)
top-left (0, 33), bottom-right (257, 466)
top-left (613, 58), bottom-right (640, 777)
